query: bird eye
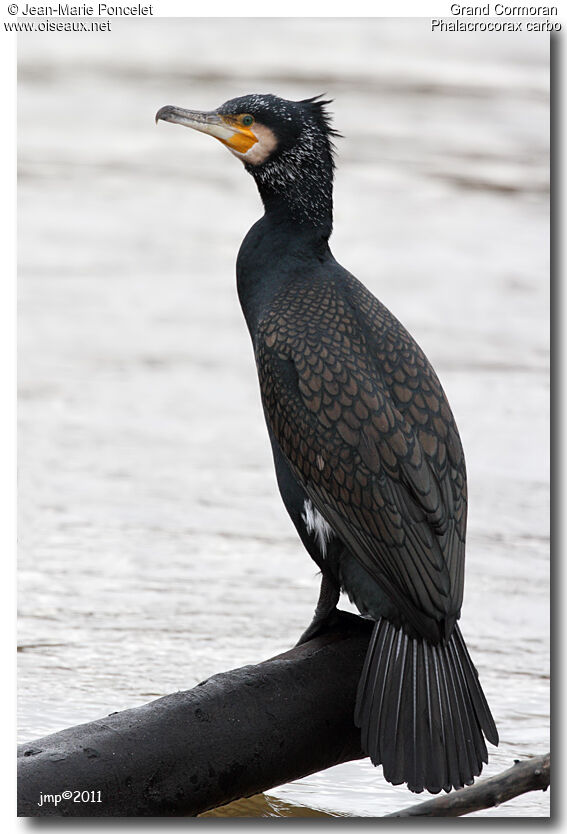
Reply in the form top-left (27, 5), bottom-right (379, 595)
top-left (241, 114), bottom-right (254, 127)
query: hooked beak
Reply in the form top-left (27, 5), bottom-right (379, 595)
top-left (155, 105), bottom-right (258, 155)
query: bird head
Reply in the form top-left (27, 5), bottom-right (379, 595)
top-left (156, 93), bottom-right (337, 169)
top-left (156, 93), bottom-right (338, 230)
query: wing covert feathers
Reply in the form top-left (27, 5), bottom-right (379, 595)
top-left (257, 272), bottom-right (467, 633)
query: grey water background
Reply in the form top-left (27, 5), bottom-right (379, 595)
top-left (18, 18), bottom-right (549, 817)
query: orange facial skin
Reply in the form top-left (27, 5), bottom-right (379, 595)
top-left (218, 115), bottom-right (258, 154)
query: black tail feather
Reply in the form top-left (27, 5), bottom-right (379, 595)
top-left (354, 619), bottom-right (498, 794)
top-left (454, 626), bottom-right (499, 746)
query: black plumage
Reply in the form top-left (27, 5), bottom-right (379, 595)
top-left (156, 93), bottom-right (498, 794)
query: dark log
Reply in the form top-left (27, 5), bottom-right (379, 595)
top-left (386, 753), bottom-right (550, 817)
top-left (17, 611), bottom-right (548, 819)
top-left (18, 613), bottom-right (373, 817)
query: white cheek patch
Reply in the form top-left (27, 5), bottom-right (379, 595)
top-left (230, 123), bottom-right (278, 166)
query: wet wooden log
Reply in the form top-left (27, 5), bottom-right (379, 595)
top-left (386, 753), bottom-right (550, 817)
top-left (17, 611), bottom-right (549, 818)
top-left (18, 613), bottom-right (372, 817)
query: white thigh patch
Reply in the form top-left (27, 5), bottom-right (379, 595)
top-left (302, 499), bottom-right (334, 557)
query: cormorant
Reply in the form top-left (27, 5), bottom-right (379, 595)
top-left (156, 94), bottom-right (498, 794)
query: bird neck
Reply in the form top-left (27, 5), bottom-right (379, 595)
top-left (247, 147), bottom-right (334, 237)
top-left (256, 179), bottom-right (333, 236)
top-left (236, 214), bottom-right (333, 336)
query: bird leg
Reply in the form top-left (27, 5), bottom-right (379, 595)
top-left (295, 573), bottom-right (341, 646)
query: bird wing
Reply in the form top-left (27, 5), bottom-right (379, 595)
top-left (256, 277), bottom-right (466, 636)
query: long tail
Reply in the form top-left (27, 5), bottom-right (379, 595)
top-left (354, 618), bottom-right (499, 794)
